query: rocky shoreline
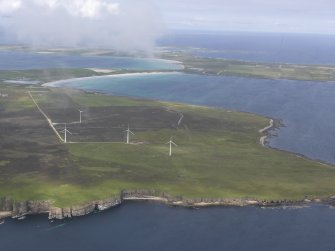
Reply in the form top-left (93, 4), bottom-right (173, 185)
top-left (1, 190), bottom-right (335, 221)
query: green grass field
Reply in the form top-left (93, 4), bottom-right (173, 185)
top-left (1, 84), bottom-right (335, 207)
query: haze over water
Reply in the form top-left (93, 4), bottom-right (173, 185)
top-left (159, 32), bottom-right (335, 65)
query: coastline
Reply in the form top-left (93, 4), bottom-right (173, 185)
top-left (259, 119), bottom-right (274, 146)
top-left (2, 77), bottom-right (335, 222)
top-left (0, 112), bottom-right (334, 221)
top-left (1, 190), bottom-right (335, 221)
top-left (42, 71), bottom-right (181, 88)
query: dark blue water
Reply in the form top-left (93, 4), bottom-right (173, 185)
top-left (159, 32), bottom-right (335, 65)
top-left (53, 73), bottom-right (335, 164)
top-left (0, 50), bottom-right (180, 70)
top-left (1, 202), bottom-right (335, 251)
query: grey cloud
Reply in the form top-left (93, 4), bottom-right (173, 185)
top-left (0, 0), bottom-right (165, 55)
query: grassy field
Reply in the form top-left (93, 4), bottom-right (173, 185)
top-left (1, 84), bottom-right (335, 207)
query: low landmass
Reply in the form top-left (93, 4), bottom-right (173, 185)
top-left (4, 45), bottom-right (335, 82)
top-left (1, 79), bottom-right (335, 220)
top-left (161, 50), bottom-right (335, 81)
top-left (0, 68), bottom-right (175, 85)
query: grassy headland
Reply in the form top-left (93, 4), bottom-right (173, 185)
top-left (1, 83), bottom-right (335, 208)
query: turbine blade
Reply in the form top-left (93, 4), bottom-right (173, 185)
top-left (172, 141), bottom-right (178, 147)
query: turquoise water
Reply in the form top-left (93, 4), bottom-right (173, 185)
top-left (0, 50), bottom-right (181, 71)
top-left (52, 73), bottom-right (335, 165)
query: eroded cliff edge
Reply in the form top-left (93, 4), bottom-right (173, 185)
top-left (1, 190), bottom-right (335, 221)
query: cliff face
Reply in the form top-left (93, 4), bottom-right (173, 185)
top-left (0, 196), bottom-right (122, 220)
top-left (0, 198), bottom-right (51, 219)
top-left (48, 197), bottom-right (122, 219)
top-left (1, 191), bottom-right (335, 220)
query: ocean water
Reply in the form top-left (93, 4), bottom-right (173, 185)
top-left (0, 50), bottom-right (181, 71)
top-left (1, 202), bottom-right (335, 251)
top-left (159, 32), bottom-right (335, 65)
top-left (52, 73), bottom-right (335, 164)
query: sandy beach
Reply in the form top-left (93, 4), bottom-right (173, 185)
top-left (43, 71), bottom-right (181, 87)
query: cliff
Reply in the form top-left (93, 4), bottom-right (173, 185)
top-left (1, 191), bottom-right (335, 221)
top-left (48, 197), bottom-right (122, 219)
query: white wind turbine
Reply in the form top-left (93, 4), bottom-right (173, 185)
top-left (61, 123), bottom-right (72, 143)
top-left (124, 125), bottom-right (135, 144)
top-left (166, 137), bottom-right (178, 157)
top-left (78, 110), bottom-right (83, 123)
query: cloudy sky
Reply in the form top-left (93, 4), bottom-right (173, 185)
top-left (0, 0), bottom-right (163, 51)
top-left (0, 0), bottom-right (334, 50)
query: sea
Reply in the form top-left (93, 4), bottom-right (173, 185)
top-left (1, 202), bottom-right (335, 251)
top-left (2, 32), bottom-right (335, 250)
top-left (159, 31), bottom-right (335, 65)
top-left (0, 50), bottom-right (181, 71)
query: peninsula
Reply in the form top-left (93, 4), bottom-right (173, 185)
top-left (160, 50), bottom-right (335, 81)
top-left (1, 76), bottom-right (335, 220)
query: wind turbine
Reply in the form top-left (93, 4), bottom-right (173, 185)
top-left (61, 123), bottom-right (72, 143)
top-left (166, 137), bottom-right (178, 157)
top-left (78, 110), bottom-right (83, 123)
top-left (124, 125), bottom-right (135, 144)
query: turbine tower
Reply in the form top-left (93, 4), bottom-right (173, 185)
top-left (166, 137), bottom-right (178, 157)
top-left (124, 125), bottom-right (135, 144)
top-left (61, 123), bottom-right (72, 143)
top-left (79, 110), bottom-right (83, 123)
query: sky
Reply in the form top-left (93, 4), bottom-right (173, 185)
top-left (152, 0), bottom-right (335, 34)
top-left (0, 0), bottom-right (334, 51)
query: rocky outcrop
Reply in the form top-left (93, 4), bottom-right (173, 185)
top-left (0, 212), bottom-right (12, 219)
top-left (48, 197), bottom-right (122, 219)
top-left (0, 197), bottom-right (14, 212)
top-left (96, 197), bottom-right (122, 211)
top-left (0, 197), bottom-right (51, 218)
top-left (48, 207), bottom-right (66, 220)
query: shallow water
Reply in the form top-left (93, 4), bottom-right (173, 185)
top-left (0, 50), bottom-right (181, 71)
